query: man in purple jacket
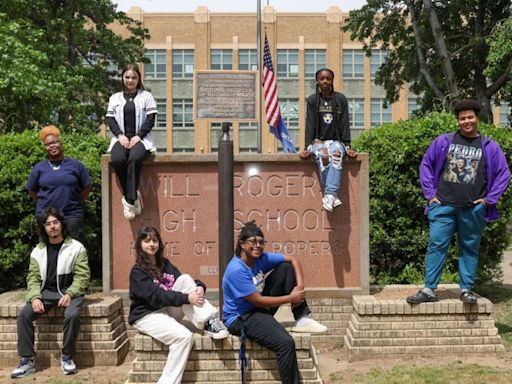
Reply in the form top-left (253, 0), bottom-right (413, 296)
top-left (407, 99), bottom-right (510, 305)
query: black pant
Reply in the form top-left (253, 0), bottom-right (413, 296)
top-left (17, 290), bottom-right (83, 358)
top-left (111, 141), bottom-right (149, 203)
top-left (228, 263), bottom-right (310, 384)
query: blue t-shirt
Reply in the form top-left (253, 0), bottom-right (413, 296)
top-left (26, 157), bottom-right (91, 219)
top-left (222, 252), bottom-right (285, 327)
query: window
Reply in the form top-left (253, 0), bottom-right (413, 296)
top-left (371, 98), bottom-right (392, 127)
top-left (277, 50), bottom-right (299, 78)
top-left (210, 123), bottom-right (222, 153)
top-left (343, 49), bottom-right (364, 79)
top-left (239, 123), bottom-right (258, 152)
top-left (211, 49), bottom-right (233, 70)
top-left (348, 98), bottom-right (364, 128)
top-left (172, 49), bottom-right (194, 78)
top-left (172, 99), bottom-right (194, 152)
top-left (500, 102), bottom-right (511, 128)
top-left (408, 97), bottom-right (421, 118)
top-left (305, 49), bottom-right (326, 79)
top-left (239, 49), bottom-right (258, 71)
top-left (144, 49), bottom-right (166, 78)
top-left (156, 99), bottom-right (167, 128)
top-left (279, 99), bottom-right (300, 151)
top-left (370, 49), bottom-right (388, 79)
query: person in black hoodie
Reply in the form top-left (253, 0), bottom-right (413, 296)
top-left (128, 226), bottom-right (228, 384)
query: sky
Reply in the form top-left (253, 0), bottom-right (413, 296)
top-left (113, 0), bottom-right (367, 13)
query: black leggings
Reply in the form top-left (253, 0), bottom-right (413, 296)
top-left (111, 141), bottom-right (149, 204)
top-left (228, 263), bottom-right (310, 384)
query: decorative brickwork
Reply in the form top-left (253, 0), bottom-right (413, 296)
top-left (0, 291), bottom-right (129, 367)
top-left (127, 333), bottom-right (322, 384)
top-left (344, 285), bottom-right (505, 361)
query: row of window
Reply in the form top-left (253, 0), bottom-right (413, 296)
top-left (146, 49), bottom-right (387, 79)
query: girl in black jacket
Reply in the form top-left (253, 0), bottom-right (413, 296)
top-left (128, 226), bottom-right (227, 384)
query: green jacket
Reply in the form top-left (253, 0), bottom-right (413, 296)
top-left (26, 237), bottom-right (90, 303)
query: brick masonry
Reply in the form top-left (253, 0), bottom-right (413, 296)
top-left (0, 291), bottom-right (129, 367)
top-left (344, 284), bottom-right (505, 361)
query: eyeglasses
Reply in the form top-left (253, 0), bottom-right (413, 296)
top-left (245, 238), bottom-right (267, 247)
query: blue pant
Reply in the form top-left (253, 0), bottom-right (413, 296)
top-left (311, 140), bottom-right (346, 196)
top-left (424, 203), bottom-right (487, 290)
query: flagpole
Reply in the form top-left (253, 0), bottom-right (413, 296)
top-left (257, 0), bottom-right (262, 153)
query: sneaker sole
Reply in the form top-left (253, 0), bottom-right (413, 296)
top-left (204, 330), bottom-right (229, 339)
top-left (11, 368), bottom-right (36, 378)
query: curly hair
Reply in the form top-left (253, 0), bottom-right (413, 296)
top-left (453, 99), bottom-right (480, 118)
top-left (37, 206), bottom-right (68, 245)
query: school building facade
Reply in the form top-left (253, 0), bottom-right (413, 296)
top-left (114, 5), bottom-right (511, 154)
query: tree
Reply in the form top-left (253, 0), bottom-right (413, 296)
top-left (0, 0), bottom-right (149, 132)
top-left (343, 0), bottom-right (512, 122)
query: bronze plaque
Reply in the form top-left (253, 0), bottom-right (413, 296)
top-left (194, 71), bottom-right (258, 121)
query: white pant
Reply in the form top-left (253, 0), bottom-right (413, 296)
top-left (133, 274), bottom-right (218, 384)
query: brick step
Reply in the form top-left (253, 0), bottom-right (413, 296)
top-left (344, 340), bottom-right (505, 361)
top-left (0, 339), bottom-right (130, 366)
top-left (347, 321), bottom-right (499, 339)
top-left (129, 366), bottom-right (321, 383)
top-left (345, 328), bottom-right (502, 347)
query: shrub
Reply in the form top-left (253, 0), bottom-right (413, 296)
top-left (353, 112), bottom-right (512, 285)
top-left (0, 129), bottom-right (108, 293)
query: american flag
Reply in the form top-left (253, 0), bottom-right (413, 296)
top-left (262, 33), bottom-right (296, 153)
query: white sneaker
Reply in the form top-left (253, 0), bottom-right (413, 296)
top-left (60, 355), bottom-right (77, 375)
top-left (322, 194), bottom-right (335, 212)
top-left (333, 197), bottom-right (342, 208)
top-left (122, 197), bottom-right (136, 220)
top-left (11, 357), bottom-right (35, 378)
top-left (133, 191), bottom-right (142, 216)
top-left (292, 318), bottom-right (328, 334)
top-left (204, 317), bottom-right (229, 339)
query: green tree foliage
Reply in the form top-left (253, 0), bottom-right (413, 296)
top-left (353, 112), bottom-right (512, 285)
top-left (0, 130), bottom-right (108, 293)
top-left (343, 0), bottom-right (512, 122)
top-left (485, 17), bottom-right (512, 126)
top-left (0, 0), bottom-right (149, 132)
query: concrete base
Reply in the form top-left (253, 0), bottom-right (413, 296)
top-left (344, 284), bottom-right (504, 361)
top-left (0, 291), bottom-right (129, 367)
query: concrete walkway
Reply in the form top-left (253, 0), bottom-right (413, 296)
top-left (502, 251), bottom-right (512, 288)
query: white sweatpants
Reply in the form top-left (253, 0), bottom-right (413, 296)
top-left (133, 274), bottom-right (218, 384)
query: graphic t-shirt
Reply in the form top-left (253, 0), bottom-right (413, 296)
top-left (222, 252), bottom-right (285, 327)
top-left (316, 97), bottom-right (338, 141)
top-left (437, 132), bottom-right (487, 207)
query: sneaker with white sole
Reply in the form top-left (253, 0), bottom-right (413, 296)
top-left (333, 197), bottom-right (342, 208)
top-left (291, 318), bottom-right (328, 334)
top-left (60, 355), bottom-right (77, 375)
top-left (204, 317), bottom-right (229, 339)
top-left (134, 191), bottom-right (142, 216)
top-left (11, 357), bottom-right (35, 378)
top-left (322, 194), bottom-right (335, 212)
top-left (122, 197), bottom-right (136, 220)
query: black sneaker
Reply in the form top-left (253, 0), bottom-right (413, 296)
top-left (204, 317), bottom-right (229, 339)
top-left (460, 291), bottom-right (477, 304)
top-left (406, 290), bottom-right (439, 304)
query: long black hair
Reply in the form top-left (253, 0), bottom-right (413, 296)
top-left (313, 68), bottom-right (339, 139)
top-left (234, 220), bottom-right (265, 257)
top-left (37, 206), bottom-right (68, 245)
top-left (134, 226), bottom-right (165, 280)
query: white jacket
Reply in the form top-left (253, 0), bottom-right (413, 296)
top-left (106, 89), bottom-right (157, 152)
